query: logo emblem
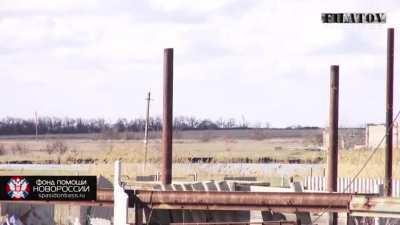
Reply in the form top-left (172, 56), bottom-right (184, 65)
top-left (6, 177), bottom-right (30, 199)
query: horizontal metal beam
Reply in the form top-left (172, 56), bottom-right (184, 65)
top-left (8, 188), bottom-right (400, 218)
top-left (134, 190), bottom-right (353, 212)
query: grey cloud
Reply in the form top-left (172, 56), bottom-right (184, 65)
top-left (1, 0), bottom-right (261, 24)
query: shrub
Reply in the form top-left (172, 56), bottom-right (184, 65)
top-left (45, 141), bottom-right (68, 155)
top-left (0, 144), bottom-right (5, 155)
top-left (11, 143), bottom-right (28, 154)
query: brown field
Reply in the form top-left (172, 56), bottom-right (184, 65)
top-left (0, 128), bottom-right (394, 185)
top-left (0, 137), bottom-right (323, 163)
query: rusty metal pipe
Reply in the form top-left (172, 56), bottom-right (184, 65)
top-left (327, 65), bottom-right (339, 193)
top-left (132, 204), bottom-right (347, 213)
top-left (385, 28), bottom-right (394, 197)
top-left (162, 48), bottom-right (174, 185)
top-left (327, 65), bottom-right (339, 225)
top-left (135, 190), bottom-right (352, 212)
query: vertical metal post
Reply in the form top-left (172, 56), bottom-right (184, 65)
top-left (327, 65), bottom-right (339, 225)
top-left (162, 48), bottom-right (173, 185)
top-left (385, 28), bottom-right (394, 197)
top-left (143, 91), bottom-right (151, 173)
top-left (135, 202), bottom-right (143, 225)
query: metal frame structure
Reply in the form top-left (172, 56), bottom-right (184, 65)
top-left (0, 28), bottom-right (397, 225)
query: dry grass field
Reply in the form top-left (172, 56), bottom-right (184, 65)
top-left (0, 137), bottom-right (323, 184)
top-left (0, 133), bottom-right (396, 185)
top-left (0, 137), bottom-right (323, 163)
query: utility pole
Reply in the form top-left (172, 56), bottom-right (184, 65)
top-left (143, 91), bottom-right (152, 173)
top-left (34, 111), bottom-right (38, 140)
top-left (385, 28), bottom-right (394, 197)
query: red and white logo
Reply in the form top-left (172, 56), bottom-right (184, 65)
top-left (6, 177), bottom-right (30, 199)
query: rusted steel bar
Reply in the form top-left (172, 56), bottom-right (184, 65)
top-left (327, 65), bottom-right (339, 193)
top-left (134, 190), bottom-right (352, 212)
top-left (385, 28), bottom-right (394, 197)
top-left (162, 48), bottom-right (174, 185)
top-left (328, 65), bottom-right (339, 225)
top-left (131, 204), bottom-right (346, 213)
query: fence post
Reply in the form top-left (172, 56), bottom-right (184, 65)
top-left (113, 161), bottom-right (129, 225)
top-left (290, 181), bottom-right (312, 225)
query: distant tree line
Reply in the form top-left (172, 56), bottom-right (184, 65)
top-left (0, 116), bottom-right (275, 135)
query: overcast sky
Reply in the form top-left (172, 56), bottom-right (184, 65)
top-left (1, 0), bottom-right (400, 127)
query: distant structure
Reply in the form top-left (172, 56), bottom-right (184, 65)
top-left (366, 123), bottom-right (399, 150)
top-left (322, 128), bottom-right (365, 150)
top-left (322, 124), bottom-right (400, 150)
